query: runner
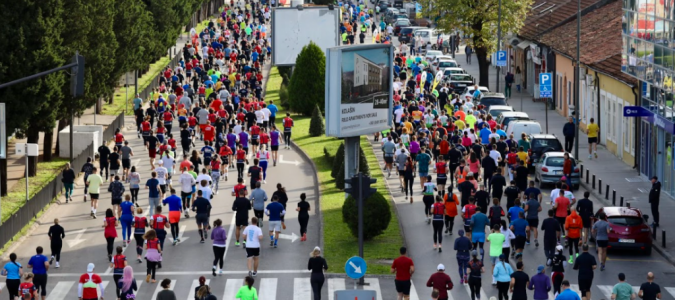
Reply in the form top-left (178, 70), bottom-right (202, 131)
top-left (297, 193), bottom-right (311, 242)
top-left (270, 125), bottom-right (283, 166)
top-left (417, 147), bottom-right (432, 190)
top-left (77, 263), bottom-right (105, 300)
top-left (265, 195), bottom-right (285, 248)
top-left (86, 167), bottom-right (103, 219)
top-left (248, 158), bottom-right (263, 190)
top-left (575, 191), bottom-right (594, 245)
top-left (524, 184), bottom-right (542, 246)
top-left (118, 266), bottom-right (138, 299)
top-left (564, 209), bottom-right (582, 263)
top-left (47, 219), bottom-right (64, 268)
top-left (27, 247), bottom-right (49, 300)
top-left (179, 167), bottom-right (197, 218)
top-left (509, 212), bottom-right (529, 260)
top-left (146, 171), bottom-right (162, 215)
top-left (443, 189), bottom-right (459, 234)
top-left (108, 175), bottom-right (125, 218)
top-left (143, 229), bottom-right (162, 283)
top-left (466, 250), bottom-right (485, 300)
top-left (218, 143), bottom-right (233, 181)
top-left (586, 117), bottom-right (599, 159)
top-left (109, 146), bottom-right (122, 180)
top-left (426, 264), bottom-right (453, 300)
top-left (62, 163), bottom-right (76, 203)
top-left (133, 207), bottom-right (147, 263)
top-left (487, 224), bottom-right (506, 285)
top-left (119, 194), bottom-right (134, 247)
top-left (211, 219), bottom-right (227, 276)
top-left (102, 208), bottom-right (118, 261)
top-left (3, 253), bottom-right (23, 300)
top-left (431, 195), bottom-right (445, 252)
top-left (528, 265), bottom-right (551, 300)
top-left (232, 184), bottom-right (252, 246)
top-left (97, 143), bottom-right (111, 182)
top-left (150, 206), bottom-right (170, 252)
top-left (19, 273), bottom-right (37, 300)
top-left (391, 247), bottom-right (415, 300)
top-left (192, 190), bottom-right (212, 243)
top-left (541, 209), bottom-right (561, 266)
top-left (282, 113), bottom-right (293, 148)
top-left (250, 181), bottom-right (268, 227)
top-left (236, 144), bottom-right (249, 179)
top-left (573, 244), bottom-right (597, 300)
top-left (435, 156), bottom-right (449, 196)
top-left (256, 145), bottom-right (270, 183)
top-left (163, 189), bottom-right (184, 245)
top-left (551, 245), bottom-right (566, 297)
top-left (470, 206), bottom-right (488, 262)
top-left (145, 131), bottom-right (160, 169)
top-left (382, 136), bottom-right (396, 177)
top-left (592, 212), bottom-right (610, 271)
top-left (243, 216), bottom-right (264, 277)
top-left (422, 175), bottom-right (437, 223)
top-left (110, 246), bottom-right (127, 299)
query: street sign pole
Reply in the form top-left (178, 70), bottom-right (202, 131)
top-left (357, 172), bottom-right (364, 286)
top-left (546, 97), bottom-right (549, 133)
top-left (496, 0), bottom-right (502, 93)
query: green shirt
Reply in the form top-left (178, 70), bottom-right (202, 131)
top-left (487, 232), bottom-right (505, 257)
top-left (518, 139), bottom-right (531, 152)
top-left (612, 282), bottom-right (634, 300)
top-left (87, 174), bottom-right (103, 194)
top-left (416, 153), bottom-right (431, 173)
top-left (235, 286), bottom-right (258, 300)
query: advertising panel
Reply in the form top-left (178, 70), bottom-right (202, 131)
top-left (271, 7), bottom-right (340, 66)
top-left (325, 44), bottom-right (393, 137)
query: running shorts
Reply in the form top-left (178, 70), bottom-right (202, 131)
top-left (122, 159), bottom-right (131, 169)
top-left (90, 193), bottom-right (99, 200)
top-left (148, 148), bottom-right (157, 158)
top-left (588, 137), bottom-right (598, 144)
top-left (111, 198), bottom-right (121, 206)
top-left (169, 211), bottom-right (181, 224)
top-left (527, 218), bottom-right (539, 228)
top-left (394, 280), bottom-right (411, 295)
top-left (581, 217), bottom-right (592, 228)
top-left (254, 209), bottom-right (264, 219)
top-left (246, 247), bottom-right (260, 257)
top-left (514, 235), bottom-right (527, 249)
top-left (160, 184), bottom-right (167, 195)
top-left (472, 232), bottom-right (486, 243)
top-left (437, 175), bottom-right (447, 185)
top-left (271, 145), bottom-right (279, 151)
top-left (384, 156), bottom-right (394, 164)
top-left (597, 240), bottom-right (608, 248)
top-left (269, 221), bottom-right (282, 232)
top-left (236, 217), bottom-right (249, 227)
top-left (195, 213), bottom-right (209, 227)
top-left (579, 278), bottom-right (593, 296)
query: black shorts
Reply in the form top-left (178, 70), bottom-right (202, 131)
top-left (384, 156), bottom-right (394, 164)
top-left (582, 217), bottom-right (592, 228)
top-left (221, 157), bottom-right (229, 165)
top-left (263, 121), bottom-right (269, 128)
top-left (246, 247), bottom-right (260, 257)
top-left (251, 139), bottom-right (260, 146)
top-left (196, 213), bottom-right (209, 227)
top-left (271, 145), bottom-right (279, 151)
top-left (122, 159), bottom-right (131, 169)
top-left (597, 240), bottom-right (608, 248)
top-left (112, 198), bottom-right (122, 206)
top-left (395, 279), bottom-right (411, 295)
top-left (90, 193), bottom-right (99, 200)
top-left (588, 137), bottom-right (598, 144)
top-left (437, 176), bottom-right (447, 185)
top-left (33, 273), bottom-right (47, 296)
top-left (254, 209), bottom-right (264, 219)
top-left (236, 217), bottom-right (249, 227)
top-left (514, 235), bottom-right (527, 249)
top-left (578, 279), bottom-right (593, 296)
top-left (527, 218), bottom-right (539, 228)
top-left (160, 185), bottom-right (167, 194)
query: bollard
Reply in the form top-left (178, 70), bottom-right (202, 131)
top-left (621, 196), bottom-right (625, 207)
top-left (663, 231), bottom-right (666, 248)
top-left (592, 175), bottom-right (596, 189)
top-left (620, 197), bottom-right (624, 207)
top-left (586, 170), bottom-right (589, 183)
top-left (612, 190), bottom-right (616, 204)
top-left (613, 195), bottom-right (616, 205)
top-left (599, 179), bottom-right (602, 193)
top-left (580, 165), bottom-right (584, 178)
top-left (605, 185), bottom-right (609, 199)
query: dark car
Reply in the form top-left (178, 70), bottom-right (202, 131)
top-left (446, 74), bottom-right (474, 94)
top-left (528, 134), bottom-right (564, 169)
top-left (592, 207), bottom-right (653, 255)
top-left (477, 92), bottom-right (507, 110)
top-left (398, 26), bottom-right (422, 43)
top-left (393, 19), bottom-right (411, 34)
top-left (394, 0), bottom-right (403, 7)
top-left (378, 1), bottom-right (391, 12)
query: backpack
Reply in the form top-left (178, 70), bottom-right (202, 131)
top-left (490, 206), bottom-right (503, 222)
top-left (433, 203), bottom-right (444, 216)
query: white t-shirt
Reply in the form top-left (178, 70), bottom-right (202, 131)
top-left (489, 133), bottom-right (500, 142)
top-left (196, 174), bottom-right (213, 185)
top-left (233, 124), bottom-right (243, 135)
top-left (394, 108), bottom-right (404, 124)
top-left (243, 225), bottom-right (263, 248)
top-left (550, 188), bottom-right (561, 205)
top-left (255, 110), bottom-right (265, 124)
top-left (261, 108), bottom-right (271, 121)
top-left (179, 173), bottom-right (195, 193)
top-left (155, 167), bottom-right (168, 185)
top-left (161, 155), bottom-right (175, 171)
top-left (200, 186), bottom-right (213, 201)
top-left (489, 150), bottom-right (501, 166)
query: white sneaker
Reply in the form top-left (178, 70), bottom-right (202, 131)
top-left (263, 180), bottom-right (267, 184)
top-left (55, 262), bottom-right (60, 268)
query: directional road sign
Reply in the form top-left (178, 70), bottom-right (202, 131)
top-left (539, 72), bottom-right (552, 98)
top-left (345, 256), bottom-right (367, 279)
top-left (623, 106), bottom-right (652, 117)
top-left (495, 51), bottom-right (507, 67)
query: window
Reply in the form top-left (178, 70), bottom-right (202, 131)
top-left (568, 81), bottom-right (572, 105)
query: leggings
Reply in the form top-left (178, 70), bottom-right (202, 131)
top-left (6, 278), bottom-right (20, 300)
top-left (130, 188), bottom-right (139, 203)
top-left (211, 172), bottom-right (220, 192)
top-left (106, 237), bottom-right (115, 256)
top-left (50, 241), bottom-right (62, 262)
top-left (259, 161), bottom-right (268, 180)
top-left (114, 274), bottom-right (122, 298)
top-left (237, 162), bottom-right (245, 179)
top-left (502, 247), bottom-right (511, 263)
top-left (497, 281), bottom-right (510, 300)
top-left (444, 215), bottom-right (455, 232)
top-left (423, 196), bottom-right (434, 216)
top-left (181, 192), bottom-right (192, 210)
top-left (552, 272), bottom-right (564, 295)
top-left (213, 245), bottom-right (225, 268)
top-left (468, 277), bottom-right (482, 300)
top-left (432, 220), bottom-right (444, 244)
top-left (284, 131), bottom-right (291, 144)
top-left (147, 261), bottom-right (158, 280)
top-left (170, 223), bottom-right (180, 240)
top-left (120, 215), bottom-right (133, 241)
top-left (182, 142), bottom-right (191, 156)
top-left (299, 215), bottom-right (309, 235)
top-left (404, 177), bottom-right (414, 196)
top-left (134, 233), bottom-right (144, 256)
top-left (457, 257), bottom-right (469, 279)
top-left (64, 183), bottom-right (74, 199)
top-left (310, 273), bottom-right (325, 300)
top-left (568, 237), bottom-right (580, 256)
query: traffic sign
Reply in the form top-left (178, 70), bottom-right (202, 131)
top-left (623, 106), bottom-right (652, 117)
top-left (495, 51), bottom-right (507, 67)
top-left (345, 256), bottom-right (367, 279)
top-left (539, 72), bottom-right (552, 98)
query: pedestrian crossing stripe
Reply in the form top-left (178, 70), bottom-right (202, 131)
top-left (364, 277), bottom-right (383, 300)
top-left (188, 279), bottom-right (210, 300)
top-left (293, 277), bottom-right (311, 300)
top-left (46, 281), bottom-right (75, 300)
top-left (258, 277), bottom-right (277, 300)
top-left (464, 283), bottom-right (487, 300)
top-left (0, 283), bottom-right (5, 292)
top-left (328, 278), bottom-right (346, 300)
top-left (223, 278), bottom-right (239, 300)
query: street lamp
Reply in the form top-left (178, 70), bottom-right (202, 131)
top-left (574, 0), bottom-right (580, 159)
top-left (496, 0), bottom-right (502, 93)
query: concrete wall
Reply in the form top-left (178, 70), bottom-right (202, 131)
top-left (58, 125), bottom-right (103, 159)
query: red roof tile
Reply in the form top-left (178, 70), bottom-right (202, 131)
top-left (518, 0), bottom-right (601, 40)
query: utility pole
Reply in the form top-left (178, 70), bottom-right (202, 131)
top-left (574, 0), bottom-right (580, 159)
top-left (496, 0), bottom-right (502, 93)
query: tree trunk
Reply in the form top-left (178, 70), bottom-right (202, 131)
top-left (43, 128), bottom-right (53, 162)
top-left (54, 119), bottom-right (69, 157)
top-left (26, 127), bottom-right (39, 177)
top-left (96, 97), bottom-right (103, 114)
top-left (476, 45), bottom-right (490, 87)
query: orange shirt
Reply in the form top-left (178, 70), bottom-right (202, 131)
top-left (439, 140), bottom-right (450, 154)
top-left (443, 194), bottom-right (460, 217)
top-left (454, 111), bottom-right (466, 121)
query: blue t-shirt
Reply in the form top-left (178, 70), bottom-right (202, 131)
top-left (416, 153), bottom-right (431, 173)
top-left (471, 213), bottom-right (489, 233)
top-left (556, 289), bottom-right (582, 300)
top-left (162, 195), bottom-right (183, 212)
top-left (201, 146), bottom-right (214, 158)
top-left (28, 255), bottom-right (48, 274)
top-left (480, 128), bottom-right (492, 144)
top-left (510, 218), bottom-right (528, 237)
top-left (146, 178), bottom-right (160, 198)
top-left (508, 206), bottom-right (524, 222)
top-left (3, 262), bottom-right (22, 279)
top-left (266, 202), bottom-right (285, 221)
top-left (268, 104), bottom-right (278, 117)
top-left (120, 201), bottom-right (135, 216)
top-left (524, 187), bottom-right (541, 200)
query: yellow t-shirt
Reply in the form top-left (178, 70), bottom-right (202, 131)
top-left (465, 115), bottom-right (477, 129)
top-left (403, 121), bottom-right (413, 133)
top-left (454, 120), bottom-right (466, 130)
top-left (587, 123), bottom-right (599, 138)
top-left (517, 151), bottom-right (528, 163)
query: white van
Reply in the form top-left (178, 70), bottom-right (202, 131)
top-left (505, 120), bottom-right (542, 138)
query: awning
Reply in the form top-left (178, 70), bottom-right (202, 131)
top-left (517, 41), bottom-right (532, 49)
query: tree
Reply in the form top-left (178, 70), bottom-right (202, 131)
top-left (288, 42), bottom-right (326, 115)
top-left (331, 143), bottom-right (345, 179)
top-left (309, 104), bottom-right (325, 137)
top-left (342, 192), bottom-right (392, 240)
top-left (335, 160), bottom-right (345, 189)
top-left (358, 147), bottom-right (369, 176)
top-left (419, 0), bottom-right (532, 86)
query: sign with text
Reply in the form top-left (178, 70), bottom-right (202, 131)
top-left (539, 73), bottom-right (552, 98)
top-left (495, 51), bottom-right (507, 67)
top-left (623, 106), bottom-right (652, 117)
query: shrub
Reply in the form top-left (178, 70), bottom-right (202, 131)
top-left (288, 41), bottom-right (326, 115)
top-left (342, 192), bottom-right (392, 240)
top-left (309, 104), bottom-right (325, 137)
top-left (324, 143), bottom-right (340, 165)
top-left (335, 160), bottom-right (345, 189)
top-left (279, 84), bottom-right (289, 108)
top-left (331, 143), bottom-right (345, 179)
top-left (358, 147), bottom-right (369, 176)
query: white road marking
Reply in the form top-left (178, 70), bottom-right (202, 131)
top-left (278, 155), bottom-right (300, 165)
top-left (328, 278), bottom-right (346, 300)
top-left (293, 278), bottom-right (311, 300)
top-left (152, 279), bottom-right (176, 299)
top-left (464, 284), bottom-right (488, 300)
top-left (259, 278), bottom-right (277, 300)
top-left (409, 282), bottom-right (421, 300)
top-left (66, 228), bottom-right (88, 248)
top-left (224, 279), bottom-right (240, 300)
top-left (222, 212), bottom-right (236, 264)
top-left (188, 279), bottom-right (210, 300)
top-left (46, 281), bottom-right (76, 300)
top-left (664, 287), bottom-right (675, 299)
top-left (48, 270), bottom-right (311, 277)
top-left (598, 285), bottom-right (614, 299)
top-left (176, 225), bottom-right (190, 244)
top-left (363, 278), bottom-right (383, 300)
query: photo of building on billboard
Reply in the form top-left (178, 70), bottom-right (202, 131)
top-left (341, 47), bottom-right (391, 109)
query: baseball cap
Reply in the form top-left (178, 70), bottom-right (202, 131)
top-left (87, 263), bottom-right (95, 273)
top-left (437, 264), bottom-right (445, 270)
top-left (537, 265), bottom-right (545, 272)
top-left (556, 244), bottom-right (563, 251)
top-left (158, 160), bottom-right (164, 165)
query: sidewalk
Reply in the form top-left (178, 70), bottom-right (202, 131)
top-left (453, 47), bottom-right (675, 263)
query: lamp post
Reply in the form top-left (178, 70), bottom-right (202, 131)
top-left (574, 0), bottom-right (580, 159)
top-left (496, 0), bottom-right (502, 93)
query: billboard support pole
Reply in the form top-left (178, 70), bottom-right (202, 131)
top-left (344, 136), bottom-right (360, 196)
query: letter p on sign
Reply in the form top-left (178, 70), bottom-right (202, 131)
top-left (539, 73), bottom-right (551, 86)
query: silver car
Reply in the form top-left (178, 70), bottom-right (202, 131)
top-left (534, 152), bottom-right (580, 189)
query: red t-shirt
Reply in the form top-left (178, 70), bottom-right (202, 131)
top-left (236, 150), bottom-right (246, 160)
top-left (78, 273), bottom-right (103, 299)
top-left (391, 256), bottom-right (414, 281)
top-left (152, 214), bottom-right (167, 229)
top-left (210, 159), bottom-right (221, 171)
top-left (208, 113), bottom-right (217, 124)
top-left (180, 160), bottom-right (193, 172)
top-left (250, 125), bottom-right (261, 136)
top-left (203, 125), bottom-right (215, 141)
top-left (141, 121), bottom-right (151, 132)
top-left (163, 111), bottom-right (173, 122)
top-left (211, 99), bottom-right (223, 111)
top-left (104, 217), bottom-right (117, 238)
top-left (217, 109), bottom-right (228, 119)
top-left (233, 183), bottom-right (247, 197)
top-left (114, 133), bottom-right (124, 143)
top-left (260, 133), bottom-right (269, 144)
top-left (463, 204), bottom-right (477, 219)
top-left (555, 196), bottom-right (570, 218)
top-left (167, 138), bottom-right (177, 149)
top-left (435, 162), bottom-right (447, 175)
top-left (147, 238), bottom-right (160, 249)
top-left (134, 216), bottom-right (147, 229)
top-left (219, 146), bottom-right (233, 157)
top-left (18, 282), bottom-right (36, 299)
top-left (188, 116), bottom-right (198, 127)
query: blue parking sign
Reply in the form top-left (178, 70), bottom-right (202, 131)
top-left (539, 73), bottom-right (552, 98)
top-left (495, 51), bottom-right (507, 67)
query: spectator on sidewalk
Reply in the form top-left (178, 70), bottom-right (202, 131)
top-left (465, 45), bottom-right (473, 64)
top-left (515, 67), bottom-right (523, 92)
top-left (563, 117), bottom-right (575, 153)
top-left (649, 176), bottom-right (661, 227)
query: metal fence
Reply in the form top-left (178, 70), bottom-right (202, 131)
top-left (101, 112), bottom-right (126, 143)
top-left (137, 53), bottom-right (184, 102)
top-left (0, 142), bottom-right (94, 248)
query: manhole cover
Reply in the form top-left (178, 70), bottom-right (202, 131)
top-left (625, 177), bottom-right (646, 182)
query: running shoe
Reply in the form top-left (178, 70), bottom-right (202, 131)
top-left (146, 274), bottom-right (151, 283)
top-left (219, 270), bottom-right (223, 275)
top-left (212, 267), bottom-right (217, 277)
top-left (49, 256), bottom-right (54, 265)
top-left (55, 262), bottom-right (60, 268)
top-left (460, 279), bottom-right (464, 285)
top-left (535, 240), bottom-right (539, 247)
top-left (568, 256), bottom-right (574, 264)
top-left (252, 272), bottom-right (257, 277)
top-left (594, 153), bottom-right (598, 159)
top-left (248, 271), bottom-right (253, 277)
top-left (235, 241), bottom-right (240, 246)
top-left (137, 259), bottom-right (142, 263)
top-left (200, 239), bottom-right (205, 243)
top-left (173, 240), bottom-right (177, 246)
top-left (601, 263), bottom-right (605, 271)
top-left (526, 241), bottom-right (530, 245)
top-left (274, 244), bottom-right (277, 248)
top-left (438, 247), bottom-right (442, 253)
top-left (270, 240), bottom-right (274, 246)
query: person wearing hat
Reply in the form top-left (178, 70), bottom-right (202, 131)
top-left (551, 244), bottom-right (567, 296)
top-left (493, 254), bottom-right (514, 300)
top-left (467, 249), bottom-right (485, 300)
top-left (426, 264), bottom-right (453, 300)
top-left (649, 176), bottom-right (661, 227)
top-left (528, 265), bottom-right (552, 300)
top-left (454, 229), bottom-right (473, 284)
top-left (78, 263), bottom-right (105, 300)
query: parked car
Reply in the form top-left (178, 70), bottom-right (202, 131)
top-left (534, 152), bottom-right (580, 188)
top-left (434, 60), bottom-right (459, 73)
top-left (398, 26), bottom-right (424, 43)
top-left (393, 19), bottom-right (411, 35)
top-left (394, 0), bottom-right (404, 8)
top-left (487, 105), bottom-right (514, 119)
top-left (505, 120), bottom-right (542, 139)
top-left (446, 74), bottom-right (474, 93)
top-left (592, 207), bottom-right (653, 255)
top-left (460, 86), bottom-right (489, 101)
top-left (384, 9), bottom-right (402, 24)
top-left (496, 111), bottom-right (530, 132)
top-left (478, 92), bottom-right (507, 109)
top-left (441, 67), bottom-right (467, 80)
top-left (378, 1), bottom-right (391, 12)
top-left (425, 50), bottom-right (444, 62)
top-left (413, 29), bottom-right (450, 47)
top-left (528, 134), bottom-right (564, 167)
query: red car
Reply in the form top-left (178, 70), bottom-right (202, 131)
top-left (593, 207), bottom-right (653, 254)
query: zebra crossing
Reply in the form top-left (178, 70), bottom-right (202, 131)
top-left (8, 277), bottom-right (675, 300)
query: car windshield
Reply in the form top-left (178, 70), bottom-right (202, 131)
top-left (427, 51), bottom-right (442, 56)
top-left (396, 20), bottom-right (410, 25)
top-left (444, 69), bottom-right (462, 76)
top-left (532, 139), bottom-right (563, 150)
top-left (451, 74), bottom-right (472, 81)
top-left (490, 109), bottom-right (509, 117)
top-left (439, 61), bottom-right (458, 68)
top-left (608, 217), bottom-right (644, 226)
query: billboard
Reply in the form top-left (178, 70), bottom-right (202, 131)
top-left (271, 6), bottom-right (340, 66)
top-left (325, 44), bottom-right (393, 137)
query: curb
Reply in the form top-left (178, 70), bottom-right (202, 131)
top-left (288, 139), bottom-right (324, 252)
top-left (578, 175), bottom-right (675, 266)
